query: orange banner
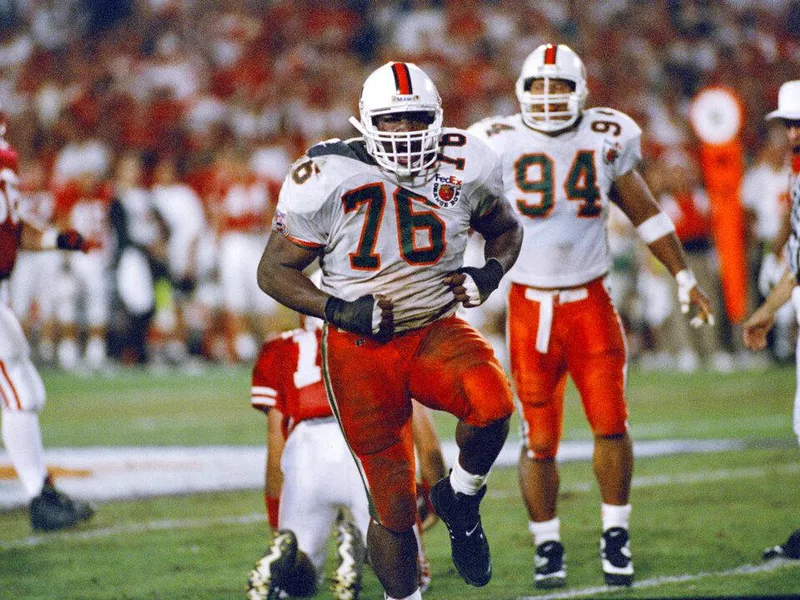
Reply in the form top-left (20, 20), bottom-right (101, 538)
top-left (689, 87), bottom-right (748, 323)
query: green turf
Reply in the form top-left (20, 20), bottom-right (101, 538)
top-left (1, 365), bottom-right (799, 598)
top-left (2, 449), bottom-right (800, 598)
top-left (36, 366), bottom-right (799, 447)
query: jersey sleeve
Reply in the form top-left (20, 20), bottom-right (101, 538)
top-left (251, 337), bottom-right (286, 413)
top-left (596, 108), bottom-right (643, 180)
top-left (466, 118), bottom-right (493, 143)
top-left (462, 130), bottom-right (506, 219)
top-left (465, 117), bottom-right (510, 157)
top-left (273, 155), bottom-right (336, 249)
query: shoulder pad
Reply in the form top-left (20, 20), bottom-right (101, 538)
top-left (467, 116), bottom-right (517, 139)
top-left (457, 128), bottom-right (501, 161)
top-left (307, 138), bottom-right (375, 165)
top-left (584, 107), bottom-right (642, 137)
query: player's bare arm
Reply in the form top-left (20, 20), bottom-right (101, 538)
top-left (611, 169), bottom-right (714, 326)
top-left (743, 269), bottom-right (796, 350)
top-left (257, 233), bottom-right (329, 319)
top-left (265, 407), bottom-right (285, 529)
top-left (258, 234), bottom-right (394, 336)
top-left (444, 196), bottom-right (523, 307)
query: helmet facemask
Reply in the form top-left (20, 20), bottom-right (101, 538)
top-left (362, 109), bottom-right (441, 176)
top-left (350, 62), bottom-right (443, 177)
top-left (518, 77), bottom-right (583, 132)
top-left (516, 44), bottom-right (588, 133)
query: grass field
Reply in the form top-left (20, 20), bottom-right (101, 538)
top-left (2, 365), bottom-right (800, 599)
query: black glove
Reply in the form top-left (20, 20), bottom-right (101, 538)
top-left (457, 258), bottom-right (505, 304)
top-left (324, 294), bottom-right (375, 335)
top-left (56, 229), bottom-right (96, 252)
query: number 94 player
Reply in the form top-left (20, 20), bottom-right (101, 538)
top-left (467, 43), bottom-right (714, 590)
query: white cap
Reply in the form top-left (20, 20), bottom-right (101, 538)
top-left (766, 80), bottom-right (800, 121)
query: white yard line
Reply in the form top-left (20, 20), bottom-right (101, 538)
top-left (5, 462), bottom-right (798, 551)
top-left (1, 439), bottom-right (744, 509)
top-left (488, 462), bottom-right (800, 498)
top-left (519, 558), bottom-right (800, 600)
top-left (0, 512), bottom-right (266, 550)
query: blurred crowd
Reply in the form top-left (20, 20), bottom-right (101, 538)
top-left (2, 0), bottom-right (800, 372)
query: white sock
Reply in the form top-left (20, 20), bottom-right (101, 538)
top-left (385, 590), bottom-right (422, 600)
top-left (1, 409), bottom-right (47, 499)
top-left (601, 503), bottom-right (631, 531)
top-left (529, 517), bottom-right (561, 546)
top-left (449, 459), bottom-right (487, 495)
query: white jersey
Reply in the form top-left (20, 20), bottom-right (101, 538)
top-left (468, 108), bottom-right (642, 288)
top-left (275, 129), bottom-right (502, 332)
top-left (788, 171), bottom-right (800, 280)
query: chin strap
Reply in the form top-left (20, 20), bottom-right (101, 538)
top-left (348, 116), bottom-right (366, 135)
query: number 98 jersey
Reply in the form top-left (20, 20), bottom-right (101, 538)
top-left (468, 107), bottom-right (642, 288)
top-left (274, 130), bottom-right (502, 332)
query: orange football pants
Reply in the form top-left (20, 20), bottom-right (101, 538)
top-left (507, 278), bottom-right (628, 460)
top-left (322, 314), bottom-right (513, 532)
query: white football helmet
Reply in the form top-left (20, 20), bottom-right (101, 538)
top-left (349, 61), bottom-right (443, 176)
top-left (516, 44), bottom-right (588, 133)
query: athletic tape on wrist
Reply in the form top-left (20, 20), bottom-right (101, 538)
top-left (636, 212), bottom-right (675, 244)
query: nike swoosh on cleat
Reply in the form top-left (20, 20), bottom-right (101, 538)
top-left (465, 524), bottom-right (479, 537)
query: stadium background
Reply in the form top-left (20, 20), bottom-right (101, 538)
top-left (1, 0), bottom-right (799, 370)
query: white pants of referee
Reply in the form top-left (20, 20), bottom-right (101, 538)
top-left (792, 288), bottom-right (800, 446)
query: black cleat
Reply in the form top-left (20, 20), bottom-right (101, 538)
top-left (601, 527), bottom-right (634, 586)
top-left (30, 477), bottom-right (94, 532)
top-left (247, 529), bottom-right (298, 600)
top-left (764, 529), bottom-right (800, 560)
top-left (534, 540), bottom-right (567, 588)
top-left (331, 519), bottom-right (367, 600)
top-left (429, 476), bottom-right (492, 587)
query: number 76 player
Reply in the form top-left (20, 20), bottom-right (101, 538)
top-left (258, 61), bottom-right (523, 600)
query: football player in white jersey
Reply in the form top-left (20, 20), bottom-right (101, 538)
top-left (468, 44), bottom-right (714, 589)
top-left (246, 317), bottom-right (443, 600)
top-left (743, 79), bottom-right (800, 563)
top-left (257, 61), bottom-right (523, 600)
top-left (0, 118), bottom-right (95, 531)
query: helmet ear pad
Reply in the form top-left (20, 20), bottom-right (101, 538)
top-left (356, 62), bottom-right (443, 176)
top-left (516, 44), bottom-right (588, 133)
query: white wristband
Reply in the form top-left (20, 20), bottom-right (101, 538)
top-left (636, 212), bottom-right (675, 244)
top-left (40, 228), bottom-right (58, 250)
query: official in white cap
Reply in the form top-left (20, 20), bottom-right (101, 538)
top-left (766, 80), bottom-right (800, 122)
top-left (743, 79), bottom-right (800, 562)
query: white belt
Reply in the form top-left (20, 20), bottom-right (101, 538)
top-left (524, 287), bottom-right (589, 353)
